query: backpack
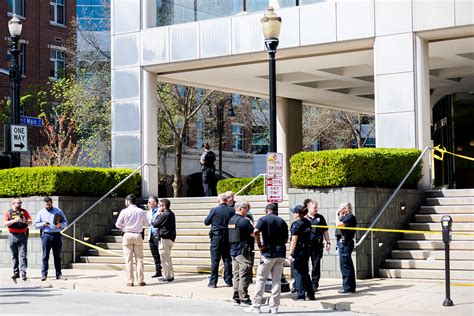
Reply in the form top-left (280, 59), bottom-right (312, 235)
top-left (204, 151), bottom-right (216, 167)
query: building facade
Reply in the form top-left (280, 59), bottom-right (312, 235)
top-left (110, 0), bottom-right (474, 196)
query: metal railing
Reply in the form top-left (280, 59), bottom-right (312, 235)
top-left (235, 173), bottom-right (267, 196)
top-left (354, 146), bottom-right (433, 278)
top-left (62, 162), bottom-right (156, 262)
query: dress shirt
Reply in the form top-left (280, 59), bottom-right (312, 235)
top-left (34, 207), bottom-right (68, 233)
top-left (115, 205), bottom-right (148, 233)
top-left (147, 208), bottom-right (160, 241)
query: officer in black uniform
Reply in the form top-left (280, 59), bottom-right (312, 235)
top-left (200, 143), bottom-right (217, 196)
top-left (228, 201), bottom-right (254, 306)
top-left (289, 205), bottom-right (315, 301)
top-left (305, 198), bottom-right (331, 292)
top-left (204, 193), bottom-right (235, 288)
top-left (335, 202), bottom-right (357, 294)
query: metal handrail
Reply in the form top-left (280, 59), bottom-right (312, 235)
top-left (235, 173), bottom-right (267, 196)
top-left (355, 146), bottom-right (432, 248)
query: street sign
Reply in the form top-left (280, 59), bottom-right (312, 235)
top-left (266, 152), bottom-right (283, 178)
top-left (10, 125), bottom-right (27, 152)
top-left (20, 116), bottom-right (43, 127)
top-left (266, 178), bottom-right (283, 203)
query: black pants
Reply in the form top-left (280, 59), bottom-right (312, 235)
top-left (292, 255), bottom-right (314, 299)
top-left (202, 168), bottom-right (216, 196)
top-left (149, 239), bottom-right (162, 273)
top-left (41, 233), bottom-right (62, 277)
top-left (337, 238), bottom-right (356, 292)
top-left (209, 234), bottom-right (232, 286)
top-left (309, 244), bottom-right (324, 290)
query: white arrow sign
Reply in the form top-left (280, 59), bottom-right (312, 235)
top-left (11, 125), bottom-right (28, 152)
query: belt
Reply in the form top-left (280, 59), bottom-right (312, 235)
top-left (43, 231), bottom-right (61, 235)
top-left (124, 231), bottom-right (142, 234)
top-left (11, 231), bottom-right (28, 235)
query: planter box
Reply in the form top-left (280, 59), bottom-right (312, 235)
top-left (288, 187), bottom-right (424, 279)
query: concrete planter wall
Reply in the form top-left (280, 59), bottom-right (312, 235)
top-left (0, 196), bottom-right (124, 270)
top-left (288, 187), bottom-right (424, 279)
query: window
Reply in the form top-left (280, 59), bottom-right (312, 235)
top-left (252, 126), bottom-right (269, 154)
top-left (50, 49), bottom-right (65, 79)
top-left (196, 120), bottom-right (204, 149)
top-left (50, 0), bottom-right (65, 25)
top-left (8, 0), bottom-right (24, 16)
top-left (232, 124), bottom-right (244, 151)
top-left (7, 43), bottom-right (26, 76)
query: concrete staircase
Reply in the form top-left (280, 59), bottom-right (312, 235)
top-left (70, 195), bottom-right (291, 274)
top-left (379, 189), bottom-right (474, 281)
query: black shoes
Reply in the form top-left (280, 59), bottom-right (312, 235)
top-left (240, 298), bottom-right (252, 307)
top-left (41, 276), bottom-right (47, 281)
top-left (307, 295), bottom-right (316, 301)
top-left (292, 296), bottom-right (305, 301)
top-left (21, 274), bottom-right (27, 281)
top-left (158, 277), bottom-right (174, 282)
top-left (151, 271), bottom-right (162, 278)
top-left (233, 299), bottom-right (240, 306)
top-left (338, 289), bottom-right (355, 294)
top-left (56, 275), bottom-right (64, 280)
top-left (208, 283), bottom-right (217, 288)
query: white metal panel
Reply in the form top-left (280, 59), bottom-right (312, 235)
top-left (170, 23), bottom-right (200, 62)
top-left (455, 0), bottom-right (474, 26)
top-left (375, 0), bottom-right (412, 36)
top-left (141, 27), bottom-right (169, 65)
top-left (277, 6), bottom-right (300, 49)
top-left (376, 112), bottom-right (416, 148)
top-left (300, 2), bottom-right (337, 46)
top-left (112, 68), bottom-right (141, 101)
top-left (413, 0), bottom-right (455, 31)
top-left (375, 73), bottom-right (415, 113)
top-left (336, 0), bottom-right (374, 41)
top-left (374, 33), bottom-right (414, 75)
top-left (114, 33), bottom-right (140, 68)
top-left (112, 101), bottom-right (141, 133)
top-left (200, 18), bottom-right (232, 58)
top-left (113, 0), bottom-right (140, 34)
top-left (112, 134), bottom-right (141, 166)
top-left (232, 13), bottom-right (264, 54)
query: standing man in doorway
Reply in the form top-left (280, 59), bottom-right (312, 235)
top-left (34, 197), bottom-right (68, 281)
top-left (200, 142), bottom-right (217, 196)
top-left (3, 197), bottom-right (32, 282)
top-left (115, 194), bottom-right (149, 287)
top-left (147, 196), bottom-right (162, 278)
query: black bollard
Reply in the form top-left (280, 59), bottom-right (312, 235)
top-left (441, 215), bottom-right (454, 307)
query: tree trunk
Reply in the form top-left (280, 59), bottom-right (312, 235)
top-left (172, 139), bottom-right (183, 197)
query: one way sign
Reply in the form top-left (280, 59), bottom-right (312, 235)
top-left (11, 125), bottom-right (28, 152)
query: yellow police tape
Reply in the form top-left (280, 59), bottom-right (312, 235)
top-left (312, 225), bottom-right (474, 236)
top-left (432, 144), bottom-right (474, 162)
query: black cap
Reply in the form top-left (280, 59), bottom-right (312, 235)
top-left (265, 203), bottom-right (277, 212)
top-left (292, 205), bottom-right (305, 213)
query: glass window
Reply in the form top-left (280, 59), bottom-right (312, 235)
top-left (50, 49), bottom-right (65, 79)
top-left (252, 126), bottom-right (268, 154)
top-left (50, 0), bottom-right (65, 25)
top-left (8, 0), bottom-right (24, 16)
top-left (232, 124), bottom-right (244, 151)
top-left (196, 120), bottom-right (204, 149)
top-left (7, 43), bottom-right (26, 76)
top-left (246, 0), bottom-right (296, 13)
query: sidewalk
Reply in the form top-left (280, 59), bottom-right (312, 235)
top-left (0, 268), bottom-right (472, 315)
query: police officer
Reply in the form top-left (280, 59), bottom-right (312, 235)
top-left (305, 198), bottom-right (330, 292)
top-left (204, 193), bottom-right (235, 288)
top-left (200, 143), bottom-right (217, 196)
top-left (335, 202), bottom-right (357, 294)
top-left (3, 197), bottom-right (32, 282)
top-left (289, 205), bottom-right (315, 301)
top-left (229, 201), bottom-right (254, 306)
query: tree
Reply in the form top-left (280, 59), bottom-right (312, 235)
top-left (157, 83), bottom-right (216, 197)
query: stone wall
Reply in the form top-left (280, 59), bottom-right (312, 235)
top-left (288, 187), bottom-right (424, 279)
top-left (0, 196), bottom-right (124, 270)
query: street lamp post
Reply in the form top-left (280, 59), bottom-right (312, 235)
top-left (8, 15), bottom-right (23, 167)
top-left (261, 7), bottom-right (281, 153)
top-left (218, 98), bottom-right (235, 179)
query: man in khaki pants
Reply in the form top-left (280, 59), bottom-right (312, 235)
top-left (115, 194), bottom-right (148, 287)
top-left (152, 199), bottom-right (176, 282)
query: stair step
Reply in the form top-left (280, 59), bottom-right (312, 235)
top-left (408, 222), bottom-right (474, 231)
top-left (419, 205), bottom-right (474, 214)
top-left (425, 197), bottom-right (474, 206)
top-left (414, 214), bottom-right (474, 223)
top-left (384, 259), bottom-right (474, 270)
top-left (378, 268), bottom-right (474, 280)
top-left (402, 233), bottom-right (474, 241)
top-left (425, 189), bottom-right (474, 198)
top-left (397, 240), bottom-right (474, 250)
top-left (391, 249), bottom-right (474, 260)
top-left (96, 242), bottom-right (211, 250)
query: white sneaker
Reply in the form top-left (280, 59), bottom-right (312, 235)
top-left (269, 307), bottom-right (278, 314)
top-left (244, 306), bottom-right (261, 314)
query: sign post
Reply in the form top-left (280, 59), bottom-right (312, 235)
top-left (10, 125), bottom-right (27, 152)
top-left (266, 153), bottom-right (283, 203)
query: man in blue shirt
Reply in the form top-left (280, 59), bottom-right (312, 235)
top-left (147, 196), bottom-right (162, 278)
top-left (34, 196), bottom-right (68, 281)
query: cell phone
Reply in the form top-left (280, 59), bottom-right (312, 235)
top-left (45, 221), bottom-right (50, 225)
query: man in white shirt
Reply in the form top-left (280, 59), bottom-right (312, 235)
top-left (115, 194), bottom-right (148, 287)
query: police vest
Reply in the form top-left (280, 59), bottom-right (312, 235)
top-left (8, 209), bottom-right (28, 230)
top-left (228, 216), bottom-right (243, 244)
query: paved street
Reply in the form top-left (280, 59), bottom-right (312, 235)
top-left (0, 286), bottom-right (359, 315)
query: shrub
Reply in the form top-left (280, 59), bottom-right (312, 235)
top-left (290, 148), bottom-right (422, 188)
top-left (0, 166), bottom-right (140, 197)
top-left (217, 177), bottom-right (264, 196)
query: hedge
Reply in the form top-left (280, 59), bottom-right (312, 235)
top-left (0, 166), bottom-right (140, 197)
top-left (290, 148), bottom-right (422, 188)
top-left (217, 177), bottom-right (264, 196)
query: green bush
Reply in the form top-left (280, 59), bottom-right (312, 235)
top-left (0, 166), bottom-right (140, 197)
top-left (217, 177), bottom-right (265, 196)
top-left (290, 148), bottom-right (422, 188)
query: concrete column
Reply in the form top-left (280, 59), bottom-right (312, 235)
top-left (276, 98), bottom-right (302, 193)
top-left (141, 69), bottom-right (158, 197)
